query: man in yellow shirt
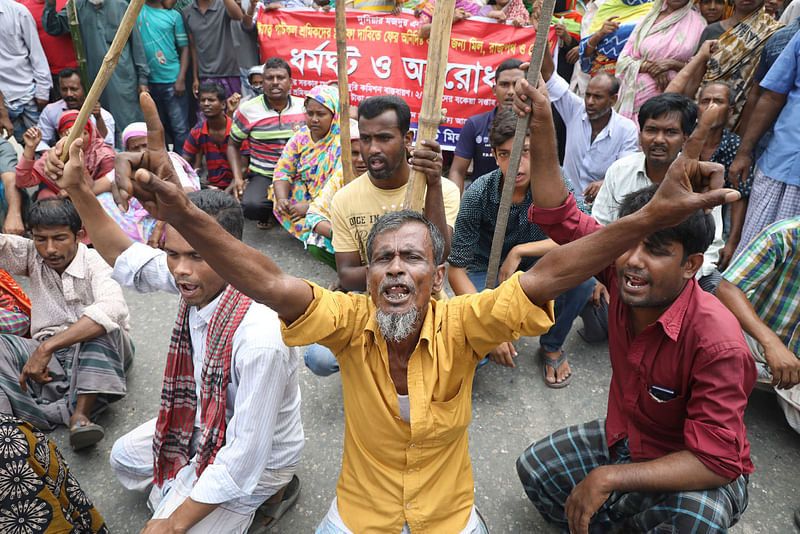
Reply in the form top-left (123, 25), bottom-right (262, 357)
top-left (59, 92), bottom-right (736, 533)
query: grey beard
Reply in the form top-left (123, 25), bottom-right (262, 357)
top-left (375, 305), bottom-right (419, 343)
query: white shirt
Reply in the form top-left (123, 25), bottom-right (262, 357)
top-left (547, 73), bottom-right (639, 201)
top-left (591, 152), bottom-right (724, 278)
top-left (112, 242), bottom-right (304, 505)
top-left (0, 0), bottom-right (51, 106)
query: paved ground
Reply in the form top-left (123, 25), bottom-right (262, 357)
top-left (37, 220), bottom-right (800, 533)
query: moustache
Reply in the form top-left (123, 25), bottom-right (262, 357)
top-left (379, 276), bottom-right (416, 294)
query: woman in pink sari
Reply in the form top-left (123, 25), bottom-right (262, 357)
top-left (615, 0), bottom-right (707, 122)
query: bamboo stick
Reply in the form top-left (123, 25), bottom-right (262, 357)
top-left (335, 0), bottom-right (354, 185)
top-left (403, 0), bottom-right (457, 211)
top-left (67, 0), bottom-right (90, 94)
top-left (60, 0), bottom-right (146, 161)
top-left (484, 0), bottom-right (557, 289)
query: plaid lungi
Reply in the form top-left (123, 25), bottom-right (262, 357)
top-left (734, 167), bottom-right (800, 259)
top-left (0, 331), bottom-right (134, 431)
top-left (516, 418), bottom-right (749, 533)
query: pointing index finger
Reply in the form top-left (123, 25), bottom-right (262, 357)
top-left (680, 102), bottom-right (722, 162)
top-left (140, 92), bottom-right (167, 151)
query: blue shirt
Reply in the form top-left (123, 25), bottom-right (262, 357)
top-left (758, 30), bottom-right (800, 186)
top-left (453, 108), bottom-right (498, 181)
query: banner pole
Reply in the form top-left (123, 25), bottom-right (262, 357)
top-left (484, 0), bottom-right (557, 289)
top-left (60, 0), bottom-right (145, 161)
top-left (335, 0), bottom-right (354, 185)
top-left (403, 0), bottom-right (456, 211)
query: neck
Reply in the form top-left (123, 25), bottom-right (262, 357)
top-left (207, 113), bottom-right (226, 128)
top-left (267, 95), bottom-right (289, 112)
top-left (499, 174), bottom-right (528, 204)
top-left (589, 110), bottom-right (612, 132)
top-left (630, 306), bottom-right (665, 336)
top-left (731, 5), bottom-right (759, 22)
top-left (370, 161), bottom-right (410, 191)
top-left (644, 159), bottom-right (670, 184)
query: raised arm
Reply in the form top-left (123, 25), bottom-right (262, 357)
top-left (42, 138), bottom-right (134, 267)
top-left (512, 70), bottom-right (737, 307)
top-left (108, 94), bottom-right (313, 322)
top-left (664, 40), bottom-right (717, 97)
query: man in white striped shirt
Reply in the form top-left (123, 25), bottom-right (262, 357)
top-left (48, 137), bottom-right (303, 533)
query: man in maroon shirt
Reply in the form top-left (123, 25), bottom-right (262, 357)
top-left (514, 77), bottom-right (756, 533)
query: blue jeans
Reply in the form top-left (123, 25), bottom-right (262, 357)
top-left (148, 83), bottom-right (189, 152)
top-left (6, 99), bottom-right (40, 145)
top-left (467, 270), bottom-right (594, 361)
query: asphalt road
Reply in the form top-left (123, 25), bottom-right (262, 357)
top-left (40, 220), bottom-right (800, 533)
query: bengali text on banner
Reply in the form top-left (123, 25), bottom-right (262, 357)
top-left (257, 8), bottom-right (548, 150)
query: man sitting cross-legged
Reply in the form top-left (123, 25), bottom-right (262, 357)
top-left (0, 198), bottom-right (133, 450)
top-left (44, 95), bottom-right (303, 532)
top-left (447, 107), bottom-right (593, 386)
top-left (515, 72), bottom-right (754, 532)
top-left (101, 76), bottom-right (737, 533)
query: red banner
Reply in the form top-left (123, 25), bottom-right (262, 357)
top-left (257, 9), bottom-right (543, 150)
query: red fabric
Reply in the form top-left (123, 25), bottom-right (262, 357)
top-left (32, 110), bottom-right (115, 194)
top-left (529, 194), bottom-right (756, 479)
top-left (15, 0), bottom-right (77, 73)
top-left (152, 285), bottom-right (252, 486)
top-left (0, 270), bottom-right (30, 317)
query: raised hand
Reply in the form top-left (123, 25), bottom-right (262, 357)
top-left (599, 16), bottom-right (620, 37)
top-left (112, 92), bottom-right (182, 216)
top-left (22, 126), bottom-right (42, 150)
top-left (642, 103), bottom-right (739, 227)
top-left (409, 139), bottom-right (444, 186)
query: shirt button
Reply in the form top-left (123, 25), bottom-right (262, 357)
top-left (408, 468), bottom-right (414, 473)
top-left (406, 503), bottom-right (412, 509)
top-left (409, 443), bottom-right (415, 448)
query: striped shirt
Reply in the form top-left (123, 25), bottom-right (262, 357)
top-left (723, 216), bottom-right (800, 355)
top-left (182, 116), bottom-right (250, 188)
top-left (229, 95), bottom-right (306, 179)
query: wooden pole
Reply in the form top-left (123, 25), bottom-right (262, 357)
top-left (484, 0), bottom-right (557, 289)
top-left (61, 0), bottom-right (146, 161)
top-left (335, 0), bottom-right (354, 185)
top-left (67, 0), bottom-right (90, 94)
top-left (403, 0), bottom-right (456, 211)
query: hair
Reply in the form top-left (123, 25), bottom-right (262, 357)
top-left (489, 106), bottom-right (521, 148)
top-left (28, 198), bottom-right (82, 235)
top-left (263, 56), bottom-right (292, 78)
top-left (365, 210), bottom-right (445, 265)
top-left (187, 189), bottom-right (244, 240)
top-left (358, 95), bottom-right (411, 134)
top-left (196, 82), bottom-right (226, 102)
top-left (591, 72), bottom-right (621, 96)
top-left (698, 81), bottom-right (735, 107)
top-left (58, 68), bottom-right (81, 81)
top-left (495, 58), bottom-right (523, 81)
top-left (618, 185), bottom-right (715, 261)
top-left (638, 93), bottom-right (698, 134)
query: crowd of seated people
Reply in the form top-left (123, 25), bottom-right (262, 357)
top-left (0, 0), bottom-right (799, 529)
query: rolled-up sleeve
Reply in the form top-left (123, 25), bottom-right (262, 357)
top-left (111, 242), bottom-right (179, 294)
top-left (683, 343), bottom-right (756, 479)
top-left (458, 272), bottom-right (555, 356)
top-left (83, 253), bottom-right (129, 333)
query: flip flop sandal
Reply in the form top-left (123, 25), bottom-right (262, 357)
top-left (248, 475), bottom-right (301, 533)
top-left (69, 420), bottom-right (104, 451)
top-left (540, 349), bottom-right (572, 389)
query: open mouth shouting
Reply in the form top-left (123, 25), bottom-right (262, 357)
top-left (379, 277), bottom-right (415, 306)
top-left (176, 280), bottom-right (201, 299)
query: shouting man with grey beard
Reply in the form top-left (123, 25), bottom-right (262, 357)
top-left (87, 88), bottom-right (739, 533)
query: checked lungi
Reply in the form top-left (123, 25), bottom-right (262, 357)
top-left (516, 418), bottom-right (749, 534)
top-left (0, 331), bottom-right (134, 431)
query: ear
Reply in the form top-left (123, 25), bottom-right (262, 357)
top-left (610, 93), bottom-right (618, 107)
top-left (431, 263), bottom-right (446, 294)
top-left (682, 252), bottom-right (704, 280)
top-left (404, 130), bottom-right (415, 148)
top-left (76, 228), bottom-right (86, 242)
